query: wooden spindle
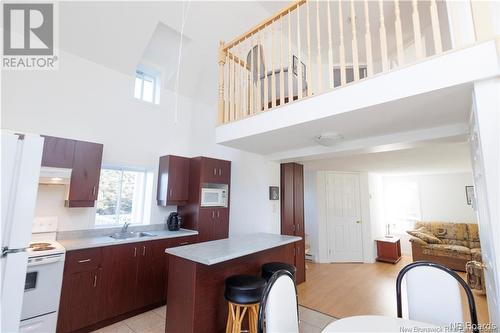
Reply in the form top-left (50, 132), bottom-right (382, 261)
top-left (394, 0), bottom-right (404, 66)
top-left (339, 1), bottom-right (346, 86)
top-left (257, 31), bottom-right (262, 112)
top-left (271, 20), bottom-right (276, 108)
top-left (249, 36), bottom-right (255, 115)
top-left (229, 51), bottom-right (234, 121)
top-left (412, 0), bottom-right (423, 60)
top-left (298, 3), bottom-right (303, 99)
top-left (316, 0), bottom-right (322, 93)
top-left (378, 0), bottom-right (389, 72)
top-left (218, 41), bottom-right (225, 124)
top-left (364, 0), bottom-right (373, 77)
top-left (327, 0), bottom-right (333, 89)
top-left (288, 10), bottom-right (293, 104)
top-left (306, 0), bottom-right (312, 96)
top-left (224, 50), bottom-right (229, 122)
top-left (263, 29), bottom-right (269, 111)
top-left (235, 42), bottom-right (241, 120)
top-left (430, 0), bottom-right (443, 54)
top-left (280, 15), bottom-right (285, 105)
top-left (350, 0), bottom-right (359, 81)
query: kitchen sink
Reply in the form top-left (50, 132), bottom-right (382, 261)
top-left (109, 231), bottom-right (157, 240)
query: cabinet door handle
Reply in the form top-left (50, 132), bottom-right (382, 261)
top-left (92, 186), bottom-right (96, 197)
top-left (212, 211), bottom-right (215, 219)
top-left (217, 210), bottom-right (220, 218)
top-left (93, 274), bottom-right (97, 288)
top-left (179, 242), bottom-right (189, 246)
top-left (78, 259), bottom-right (91, 263)
top-left (213, 168), bottom-right (217, 176)
top-left (218, 168), bottom-right (222, 176)
top-left (133, 247), bottom-right (137, 257)
top-left (169, 188), bottom-right (173, 197)
top-left (142, 245), bottom-right (146, 256)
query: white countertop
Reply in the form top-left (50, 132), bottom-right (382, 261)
top-left (165, 233), bottom-right (301, 265)
top-left (58, 228), bottom-right (199, 251)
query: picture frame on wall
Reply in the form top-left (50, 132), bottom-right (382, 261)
top-left (465, 186), bottom-right (475, 205)
top-left (269, 186), bottom-right (279, 200)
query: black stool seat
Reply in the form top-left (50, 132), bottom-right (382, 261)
top-left (261, 262), bottom-right (296, 281)
top-left (224, 275), bottom-right (266, 305)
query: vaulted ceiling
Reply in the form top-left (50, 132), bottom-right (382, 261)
top-left (58, 1), bottom-right (281, 106)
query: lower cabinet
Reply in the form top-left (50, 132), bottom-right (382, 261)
top-left (57, 235), bottom-right (197, 333)
top-left (57, 268), bottom-right (104, 333)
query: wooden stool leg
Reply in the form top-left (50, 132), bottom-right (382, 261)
top-left (226, 303), bottom-right (234, 333)
top-left (250, 304), bottom-right (259, 333)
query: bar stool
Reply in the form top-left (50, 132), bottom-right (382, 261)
top-left (261, 262), bottom-right (296, 281)
top-left (224, 274), bottom-right (266, 333)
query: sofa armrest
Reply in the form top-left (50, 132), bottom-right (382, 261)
top-left (409, 237), bottom-right (428, 246)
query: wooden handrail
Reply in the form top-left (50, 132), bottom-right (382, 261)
top-left (222, 0), bottom-right (306, 52)
top-left (218, 0), bottom-right (467, 126)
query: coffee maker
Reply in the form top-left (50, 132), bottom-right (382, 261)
top-left (166, 212), bottom-right (182, 231)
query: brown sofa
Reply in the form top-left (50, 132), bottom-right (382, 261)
top-left (408, 221), bottom-right (481, 272)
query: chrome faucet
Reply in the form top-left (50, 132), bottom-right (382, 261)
top-left (121, 222), bottom-right (131, 233)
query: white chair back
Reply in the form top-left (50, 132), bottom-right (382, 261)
top-left (258, 270), bottom-right (299, 333)
top-left (405, 265), bottom-right (464, 325)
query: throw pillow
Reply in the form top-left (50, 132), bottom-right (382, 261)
top-left (407, 227), bottom-right (442, 244)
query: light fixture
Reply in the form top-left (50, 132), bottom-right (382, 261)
top-left (314, 132), bottom-right (344, 146)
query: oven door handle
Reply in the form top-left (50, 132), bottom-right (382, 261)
top-left (28, 255), bottom-right (64, 266)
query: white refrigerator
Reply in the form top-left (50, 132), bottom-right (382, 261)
top-left (1, 131), bottom-right (44, 333)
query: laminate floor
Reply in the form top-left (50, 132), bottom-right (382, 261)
top-left (297, 256), bottom-right (490, 325)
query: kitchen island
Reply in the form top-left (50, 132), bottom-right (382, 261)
top-left (164, 233), bottom-right (301, 333)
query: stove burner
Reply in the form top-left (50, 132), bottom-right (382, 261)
top-left (31, 246), bottom-right (56, 251)
top-left (30, 242), bottom-right (51, 248)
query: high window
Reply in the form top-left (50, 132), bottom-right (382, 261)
top-left (134, 69), bottom-right (160, 104)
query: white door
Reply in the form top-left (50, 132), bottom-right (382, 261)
top-left (469, 83), bottom-right (500, 325)
top-left (326, 172), bottom-right (363, 262)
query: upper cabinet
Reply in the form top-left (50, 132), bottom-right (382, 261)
top-left (67, 141), bottom-right (103, 207)
top-left (157, 155), bottom-right (190, 206)
top-left (41, 135), bottom-right (103, 208)
top-left (200, 157), bottom-right (231, 184)
top-left (41, 136), bottom-right (76, 168)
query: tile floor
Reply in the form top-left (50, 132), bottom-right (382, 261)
top-left (92, 305), bottom-right (336, 333)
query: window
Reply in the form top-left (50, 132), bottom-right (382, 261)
top-left (383, 177), bottom-right (422, 233)
top-left (134, 69), bottom-right (160, 104)
top-left (95, 166), bottom-right (153, 227)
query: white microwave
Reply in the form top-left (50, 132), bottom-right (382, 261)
top-left (201, 187), bottom-right (228, 207)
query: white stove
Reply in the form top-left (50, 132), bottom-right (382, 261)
top-left (20, 220), bottom-right (66, 333)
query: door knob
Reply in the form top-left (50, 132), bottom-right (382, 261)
top-left (356, 220), bottom-right (362, 224)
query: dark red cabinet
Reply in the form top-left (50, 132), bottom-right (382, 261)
top-left (40, 135), bottom-right (103, 208)
top-left (197, 208), bottom-right (229, 242)
top-left (41, 136), bottom-right (76, 168)
top-left (281, 163), bottom-right (306, 284)
top-left (178, 156), bottom-right (231, 242)
top-left (157, 155), bottom-right (191, 206)
top-left (57, 236), bottom-right (198, 333)
top-left (67, 141), bottom-right (103, 207)
top-left (200, 157), bottom-right (231, 184)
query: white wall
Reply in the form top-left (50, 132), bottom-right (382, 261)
top-left (369, 172), bottom-right (476, 255)
top-left (2, 49), bottom-right (281, 235)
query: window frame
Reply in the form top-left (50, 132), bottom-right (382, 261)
top-left (134, 68), bottom-right (160, 105)
top-left (95, 165), bottom-right (151, 228)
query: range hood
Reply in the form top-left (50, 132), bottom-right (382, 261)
top-left (39, 167), bottom-right (72, 185)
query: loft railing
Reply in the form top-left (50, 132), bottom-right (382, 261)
top-left (217, 0), bottom-right (489, 125)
